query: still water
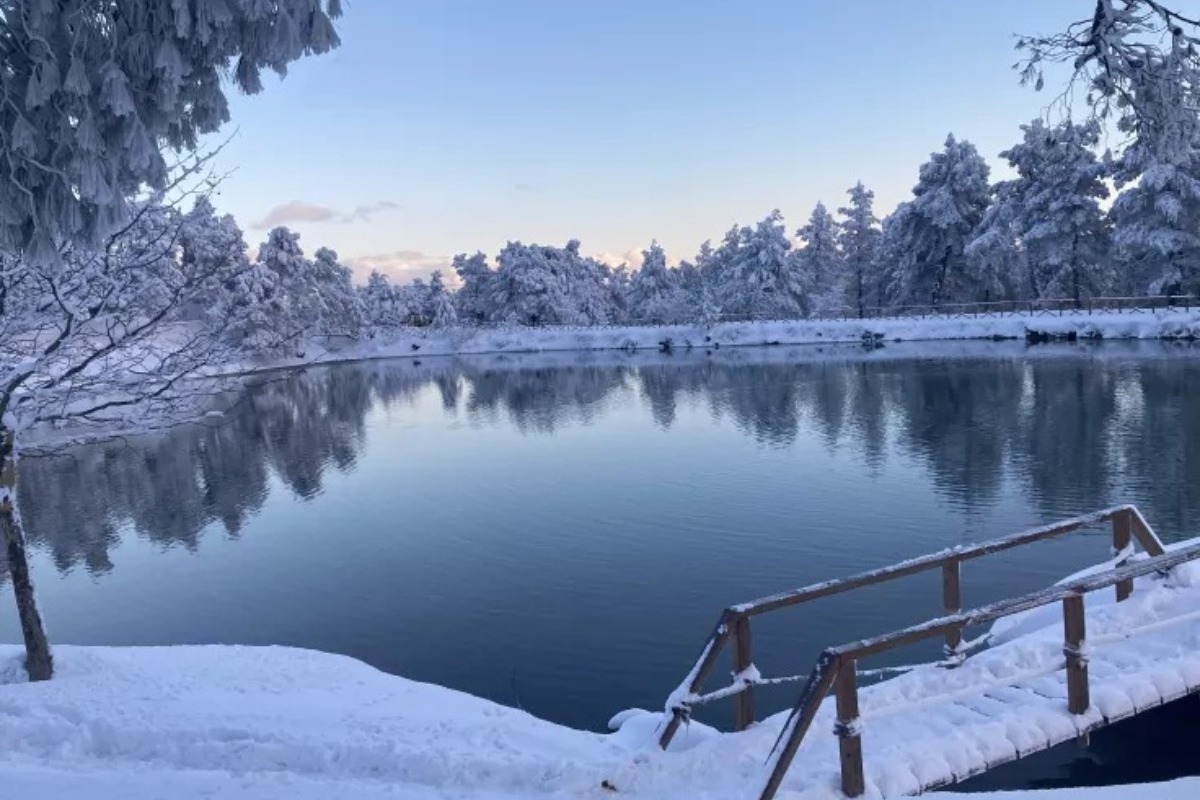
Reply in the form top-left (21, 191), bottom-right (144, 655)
top-left (4, 340), bottom-right (1200, 789)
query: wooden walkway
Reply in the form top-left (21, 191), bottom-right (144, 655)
top-left (655, 506), bottom-right (1200, 799)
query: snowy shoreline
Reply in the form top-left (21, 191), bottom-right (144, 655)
top-left (248, 308), bottom-right (1200, 374)
top-left (4, 545), bottom-right (1200, 800)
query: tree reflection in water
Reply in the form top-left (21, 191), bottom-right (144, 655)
top-left (9, 342), bottom-right (1200, 581)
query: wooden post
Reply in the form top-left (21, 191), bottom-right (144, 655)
top-left (658, 617), bottom-right (731, 749)
top-left (759, 657), bottom-right (840, 800)
top-left (1063, 594), bottom-right (1089, 715)
top-left (942, 559), bottom-right (963, 661)
top-left (1112, 511), bottom-right (1133, 603)
top-left (835, 661), bottom-right (865, 798)
top-left (733, 614), bottom-right (755, 731)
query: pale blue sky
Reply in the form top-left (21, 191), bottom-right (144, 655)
top-left (213, 0), bottom-right (1085, 282)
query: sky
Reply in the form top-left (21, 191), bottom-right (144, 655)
top-left (212, 0), bottom-right (1091, 284)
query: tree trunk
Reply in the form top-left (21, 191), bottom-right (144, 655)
top-left (0, 432), bottom-right (53, 682)
top-left (1070, 233), bottom-right (1082, 310)
top-left (857, 269), bottom-right (865, 319)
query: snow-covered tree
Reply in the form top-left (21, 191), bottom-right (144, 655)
top-left (452, 252), bottom-right (493, 324)
top-left (311, 248), bottom-right (363, 338)
top-left (1020, 2), bottom-right (1200, 163)
top-left (605, 263), bottom-right (633, 324)
top-left (713, 211), bottom-right (806, 319)
top-left (1110, 52), bottom-right (1200, 297)
top-left (992, 119), bottom-right (1112, 304)
top-left (627, 241), bottom-right (686, 323)
top-left (796, 202), bottom-right (844, 317)
top-left (838, 182), bottom-right (882, 317)
top-left (2, 191), bottom-right (257, 680)
top-left (425, 271), bottom-right (458, 327)
top-left (881, 135), bottom-right (992, 308)
top-left (359, 271), bottom-right (402, 329)
top-left (0, 0), bottom-right (344, 260)
top-left (487, 240), bottom-right (615, 326)
top-left (232, 227), bottom-right (314, 353)
top-left (964, 182), bottom-right (1025, 303)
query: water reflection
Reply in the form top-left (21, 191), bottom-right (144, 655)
top-left (9, 342), bottom-right (1200, 582)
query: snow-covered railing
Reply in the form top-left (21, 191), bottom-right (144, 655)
top-left (760, 537), bottom-right (1200, 800)
top-left (656, 505), bottom-right (1162, 752)
top-left (655, 505), bottom-right (1171, 797)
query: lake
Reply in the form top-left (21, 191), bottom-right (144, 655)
top-left (4, 340), bottom-right (1200, 790)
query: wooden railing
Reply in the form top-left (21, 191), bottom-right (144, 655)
top-left (654, 505), bottom-right (1185, 799)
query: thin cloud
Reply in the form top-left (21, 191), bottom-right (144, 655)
top-left (342, 200), bottom-right (401, 223)
top-left (253, 199), bottom-right (400, 230)
top-left (253, 201), bottom-right (338, 229)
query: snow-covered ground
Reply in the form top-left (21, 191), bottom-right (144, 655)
top-left (4, 544), bottom-right (1200, 800)
top-left (252, 308), bottom-right (1200, 372)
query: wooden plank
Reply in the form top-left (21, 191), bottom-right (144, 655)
top-left (1129, 508), bottom-right (1166, 557)
top-left (1063, 594), bottom-right (1090, 714)
top-left (1112, 511), bottom-right (1132, 602)
top-left (759, 655), bottom-right (840, 800)
top-left (942, 559), bottom-right (963, 657)
top-left (835, 661), bottom-right (865, 798)
top-left (739, 507), bottom-right (1130, 618)
top-left (733, 614), bottom-right (755, 731)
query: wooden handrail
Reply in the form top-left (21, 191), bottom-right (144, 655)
top-left (734, 505), bottom-right (1161, 619)
top-left (658, 505), bottom-right (1164, 749)
top-left (759, 540), bottom-right (1200, 800)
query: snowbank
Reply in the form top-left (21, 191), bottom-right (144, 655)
top-left (5, 539), bottom-right (1200, 800)
top-left (2, 642), bottom-right (1197, 800)
top-left (250, 308), bottom-right (1200, 372)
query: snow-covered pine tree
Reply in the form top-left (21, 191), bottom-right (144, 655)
top-left (605, 263), bottom-right (633, 324)
top-left (0, 0), bottom-right (344, 260)
top-left (995, 119), bottom-right (1112, 304)
top-left (838, 182), bottom-right (882, 317)
top-left (881, 135), bottom-right (992, 308)
top-left (425, 271), bottom-right (458, 327)
top-left (964, 182), bottom-right (1025, 303)
top-left (359, 271), bottom-right (400, 330)
top-left (796, 202), bottom-right (844, 317)
top-left (311, 248), bottom-right (364, 337)
top-left (1110, 52), bottom-right (1200, 297)
top-left (452, 252), bottom-right (494, 324)
top-left (715, 211), bottom-right (804, 319)
top-left (627, 241), bottom-right (684, 323)
top-left (512, 241), bottom-right (573, 325)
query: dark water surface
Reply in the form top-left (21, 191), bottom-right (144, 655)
top-left (4, 341), bottom-right (1200, 790)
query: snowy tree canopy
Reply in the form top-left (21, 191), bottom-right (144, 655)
top-left (796, 202), bottom-right (844, 316)
top-left (1019, 3), bottom-right (1200, 160)
top-left (1111, 128), bottom-right (1200, 295)
top-left (485, 240), bottom-right (617, 326)
top-left (424, 271), bottom-right (458, 328)
top-left (995, 119), bottom-right (1112, 303)
top-left (452, 252), bottom-right (493, 324)
top-left (882, 135), bottom-right (992, 307)
top-left (0, 0), bottom-right (343, 261)
top-left (838, 182), bottom-right (882, 317)
top-left (964, 180), bottom-right (1025, 303)
top-left (712, 211), bottom-right (806, 319)
top-left (627, 241), bottom-right (687, 323)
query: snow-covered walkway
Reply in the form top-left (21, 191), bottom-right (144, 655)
top-left (3, 549), bottom-right (1200, 799)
